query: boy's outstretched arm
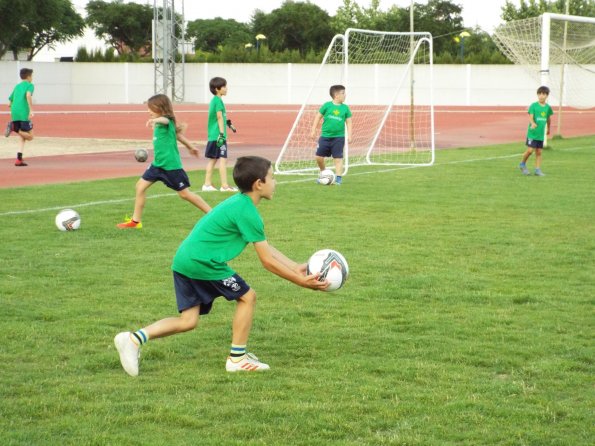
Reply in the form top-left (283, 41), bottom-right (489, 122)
top-left (253, 240), bottom-right (329, 291)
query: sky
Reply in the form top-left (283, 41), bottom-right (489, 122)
top-left (36, 0), bottom-right (512, 61)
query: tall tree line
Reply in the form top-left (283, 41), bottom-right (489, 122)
top-left (1, 0), bottom-right (593, 63)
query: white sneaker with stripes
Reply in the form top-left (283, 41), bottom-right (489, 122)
top-left (226, 353), bottom-right (270, 372)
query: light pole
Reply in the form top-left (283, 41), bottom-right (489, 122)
top-left (255, 34), bottom-right (267, 53)
top-left (458, 31), bottom-right (470, 62)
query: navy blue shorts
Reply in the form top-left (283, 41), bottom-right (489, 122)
top-left (526, 138), bottom-right (544, 149)
top-left (316, 137), bottom-right (344, 158)
top-left (204, 140), bottom-right (228, 159)
top-left (11, 121), bottom-right (33, 133)
top-left (141, 164), bottom-right (191, 191)
top-left (173, 271), bottom-right (251, 315)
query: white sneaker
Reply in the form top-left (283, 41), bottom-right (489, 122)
top-left (220, 186), bottom-right (238, 192)
top-left (114, 332), bottom-right (140, 376)
top-left (202, 184), bottom-right (218, 192)
top-left (226, 353), bottom-right (270, 372)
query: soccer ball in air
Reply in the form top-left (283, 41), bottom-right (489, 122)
top-left (55, 209), bottom-right (81, 232)
top-left (318, 169), bottom-right (335, 185)
top-left (307, 249), bottom-right (349, 292)
top-left (135, 148), bottom-right (148, 162)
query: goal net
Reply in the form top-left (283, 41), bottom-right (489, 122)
top-left (493, 13), bottom-right (595, 128)
top-left (275, 29), bottom-right (434, 175)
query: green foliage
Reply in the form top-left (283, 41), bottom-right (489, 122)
top-left (448, 28), bottom-right (512, 64)
top-left (75, 46), bottom-right (150, 63)
top-left (501, 0), bottom-right (595, 21)
top-left (251, 0), bottom-right (334, 55)
top-left (0, 0), bottom-right (84, 61)
top-left (72, 0), bottom-right (595, 64)
top-left (85, 0), bottom-right (154, 56)
top-left (186, 18), bottom-right (252, 53)
top-left (1, 137), bottom-right (594, 444)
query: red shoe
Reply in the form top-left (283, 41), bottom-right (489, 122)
top-left (117, 217), bottom-right (142, 229)
top-left (15, 159), bottom-right (28, 167)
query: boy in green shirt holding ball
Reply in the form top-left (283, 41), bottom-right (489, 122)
top-left (115, 156), bottom-right (329, 376)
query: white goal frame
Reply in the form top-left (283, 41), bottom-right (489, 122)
top-left (275, 28), bottom-right (435, 175)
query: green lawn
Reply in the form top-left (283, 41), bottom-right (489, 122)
top-left (1, 137), bottom-right (593, 445)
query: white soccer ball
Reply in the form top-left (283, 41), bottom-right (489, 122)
top-left (135, 148), bottom-right (148, 162)
top-left (307, 249), bottom-right (349, 292)
top-left (318, 169), bottom-right (335, 185)
top-left (55, 209), bottom-right (81, 232)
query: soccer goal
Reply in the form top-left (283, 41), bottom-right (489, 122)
top-left (492, 13), bottom-right (595, 136)
top-left (275, 29), bottom-right (434, 175)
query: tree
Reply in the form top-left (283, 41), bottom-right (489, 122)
top-left (415, 0), bottom-right (464, 56)
top-left (501, 0), bottom-right (595, 22)
top-left (250, 1), bottom-right (334, 55)
top-left (331, 0), bottom-right (409, 33)
top-left (85, 0), bottom-right (154, 56)
top-left (454, 28), bottom-right (510, 64)
top-left (330, 0), bottom-right (464, 56)
top-left (186, 18), bottom-right (252, 53)
top-left (330, 0), bottom-right (362, 33)
top-left (0, 0), bottom-right (84, 60)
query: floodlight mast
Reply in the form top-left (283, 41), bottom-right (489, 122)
top-left (153, 0), bottom-right (185, 102)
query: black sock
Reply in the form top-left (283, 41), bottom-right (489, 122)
top-left (17, 152), bottom-right (23, 160)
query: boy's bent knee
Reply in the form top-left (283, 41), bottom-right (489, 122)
top-left (177, 188), bottom-right (193, 200)
top-left (239, 289), bottom-right (256, 305)
top-left (179, 313), bottom-right (199, 331)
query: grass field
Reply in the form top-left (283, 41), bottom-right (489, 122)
top-left (1, 137), bottom-right (593, 445)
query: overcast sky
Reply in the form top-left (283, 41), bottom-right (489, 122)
top-left (37, 0), bottom-right (512, 61)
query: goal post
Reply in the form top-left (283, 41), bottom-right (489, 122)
top-left (275, 29), bottom-right (434, 175)
top-left (493, 13), bottom-right (595, 137)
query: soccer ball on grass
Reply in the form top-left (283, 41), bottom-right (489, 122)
top-left (318, 169), bottom-right (335, 185)
top-left (55, 209), bottom-right (81, 231)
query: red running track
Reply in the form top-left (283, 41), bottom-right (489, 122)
top-left (1, 104), bottom-right (593, 188)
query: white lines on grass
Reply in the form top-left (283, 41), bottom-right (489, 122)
top-left (1, 145), bottom-right (591, 217)
top-left (0, 193), bottom-right (172, 217)
top-left (276, 144), bottom-right (593, 185)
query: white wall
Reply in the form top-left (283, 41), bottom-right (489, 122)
top-left (1, 61), bottom-right (593, 107)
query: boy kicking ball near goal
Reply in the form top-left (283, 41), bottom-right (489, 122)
top-left (115, 156), bottom-right (329, 376)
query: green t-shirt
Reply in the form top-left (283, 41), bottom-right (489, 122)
top-left (172, 193), bottom-right (266, 280)
top-left (319, 101), bottom-right (352, 138)
top-left (526, 101), bottom-right (553, 141)
top-left (9, 81), bottom-right (34, 121)
top-left (207, 95), bottom-right (226, 141)
top-left (152, 119), bottom-right (183, 170)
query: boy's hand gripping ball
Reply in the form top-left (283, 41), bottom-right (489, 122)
top-left (307, 249), bottom-right (349, 292)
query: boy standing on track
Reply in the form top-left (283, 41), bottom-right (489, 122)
top-left (310, 84), bottom-right (353, 185)
top-left (6, 68), bottom-right (35, 167)
top-left (519, 85), bottom-right (553, 176)
top-left (202, 77), bottom-right (238, 192)
top-left (114, 156), bottom-right (329, 376)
